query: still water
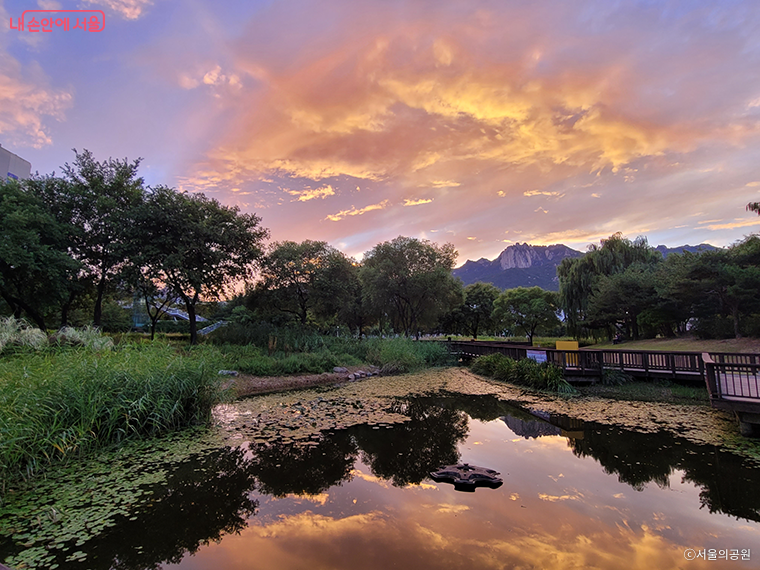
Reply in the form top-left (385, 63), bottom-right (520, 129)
top-left (3, 373), bottom-right (760, 569)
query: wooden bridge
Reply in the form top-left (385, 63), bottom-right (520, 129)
top-left (444, 340), bottom-right (709, 381)
top-left (442, 340), bottom-right (760, 434)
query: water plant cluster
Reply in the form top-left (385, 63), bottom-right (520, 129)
top-left (208, 330), bottom-right (453, 374)
top-left (0, 343), bottom-right (220, 489)
top-left (0, 317), bottom-right (453, 493)
top-left (470, 352), bottom-right (576, 394)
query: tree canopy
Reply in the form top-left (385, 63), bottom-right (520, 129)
top-left (131, 185), bottom-right (269, 344)
top-left (361, 236), bottom-right (462, 337)
top-left (61, 149), bottom-right (145, 326)
top-left (492, 286), bottom-right (560, 344)
top-left (0, 179), bottom-right (81, 329)
top-left (257, 240), bottom-right (356, 326)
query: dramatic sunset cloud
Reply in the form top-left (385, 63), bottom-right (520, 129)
top-left (5, 0), bottom-right (760, 262)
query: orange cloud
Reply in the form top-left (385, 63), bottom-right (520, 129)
top-left (325, 200), bottom-right (389, 221)
top-left (0, 55), bottom-right (72, 148)
top-left (286, 185), bottom-right (336, 202)
top-left (403, 198), bottom-right (433, 206)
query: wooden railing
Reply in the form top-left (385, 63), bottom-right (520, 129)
top-left (442, 340), bottom-right (760, 385)
top-left (599, 350), bottom-right (703, 377)
top-left (703, 353), bottom-right (760, 400)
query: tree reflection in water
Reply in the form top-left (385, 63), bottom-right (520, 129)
top-left (13, 391), bottom-right (760, 570)
top-left (247, 431), bottom-right (358, 497)
top-left (354, 400), bottom-right (469, 487)
top-left (565, 423), bottom-right (760, 522)
top-left (81, 445), bottom-right (259, 570)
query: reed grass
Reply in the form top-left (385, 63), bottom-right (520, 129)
top-left (0, 344), bottom-right (221, 488)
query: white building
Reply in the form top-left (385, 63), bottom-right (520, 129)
top-left (0, 144), bottom-right (32, 182)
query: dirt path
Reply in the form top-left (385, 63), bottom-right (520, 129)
top-left (223, 366), bottom-right (378, 398)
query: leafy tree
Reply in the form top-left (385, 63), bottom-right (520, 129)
top-left (687, 236), bottom-right (760, 338)
top-left (360, 237), bottom-right (462, 337)
top-left (258, 240), bottom-right (356, 326)
top-left (61, 149), bottom-right (145, 326)
top-left (558, 233), bottom-right (661, 336)
top-left (492, 286), bottom-right (560, 344)
top-left (586, 263), bottom-right (659, 340)
top-left (131, 186), bottom-right (268, 344)
top-left (461, 282), bottom-right (500, 339)
top-left (0, 178), bottom-right (81, 329)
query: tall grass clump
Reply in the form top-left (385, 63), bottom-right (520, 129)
top-left (0, 345), bottom-right (221, 489)
top-left (0, 317), bottom-right (48, 353)
top-left (471, 353), bottom-right (576, 394)
top-left (52, 325), bottom-right (115, 350)
top-left (363, 337), bottom-right (453, 374)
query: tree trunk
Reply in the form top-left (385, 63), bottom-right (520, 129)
top-left (93, 274), bottom-right (107, 327)
top-left (60, 290), bottom-right (78, 327)
top-left (186, 292), bottom-right (199, 345)
top-left (732, 306), bottom-right (742, 339)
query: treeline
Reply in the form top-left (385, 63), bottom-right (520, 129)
top-left (0, 150), bottom-right (267, 344)
top-left (557, 233), bottom-right (760, 340)
top-left (3, 150), bottom-right (759, 343)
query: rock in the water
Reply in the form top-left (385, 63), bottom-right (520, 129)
top-left (347, 374), bottom-right (356, 381)
top-left (218, 370), bottom-right (239, 376)
top-left (333, 366), bottom-right (349, 373)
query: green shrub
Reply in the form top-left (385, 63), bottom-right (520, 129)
top-left (470, 352), bottom-right (576, 394)
top-left (601, 368), bottom-right (634, 386)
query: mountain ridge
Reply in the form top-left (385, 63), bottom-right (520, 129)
top-left (453, 242), bottom-right (717, 291)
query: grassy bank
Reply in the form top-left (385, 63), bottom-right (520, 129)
top-left (0, 321), bottom-right (453, 489)
top-left (0, 344), bottom-right (221, 488)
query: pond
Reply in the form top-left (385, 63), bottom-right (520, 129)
top-left (2, 369), bottom-right (760, 569)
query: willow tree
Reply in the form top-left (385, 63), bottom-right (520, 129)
top-left (557, 233), bottom-right (661, 337)
top-left (131, 186), bottom-right (269, 344)
top-left (360, 236), bottom-right (462, 337)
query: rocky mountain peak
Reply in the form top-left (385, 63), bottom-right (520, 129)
top-left (497, 243), bottom-right (580, 270)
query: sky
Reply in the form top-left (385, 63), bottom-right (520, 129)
top-left (2, 0), bottom-right (760, 266)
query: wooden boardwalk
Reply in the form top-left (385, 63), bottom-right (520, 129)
top-left (444, 340), bottom-right (708, 381)
top-left (703, 353), bottom-right (760, 435)
top-left (442, 340), bottom-right (760, 435)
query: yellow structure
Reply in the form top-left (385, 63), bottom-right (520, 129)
top-left (556, 340), bottom-right (579, 366)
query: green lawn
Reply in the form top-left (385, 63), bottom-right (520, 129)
top-left (588, 336), bottom-right (760, 353)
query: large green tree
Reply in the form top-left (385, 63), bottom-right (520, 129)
top-left (557, 233), bottom-right (662, 336)
top-left (461, 282), bottom-right (500, 339)
top-left (258, 240), bottom-right (356, 326)
top-left (0, 179), bottom-right (81, 329)
top-left (360, 237), bottom-right (462, 337)
top-left (492, 286), bottom-right (560, 344)
top-left (61, 149), bottom-right (145, 326)
top-left (586, 263), bottom-right (659, 340)
top-left (131, 186), bottom-right (269, 344)
top-left (686, 236), bottom-right (760, 338)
